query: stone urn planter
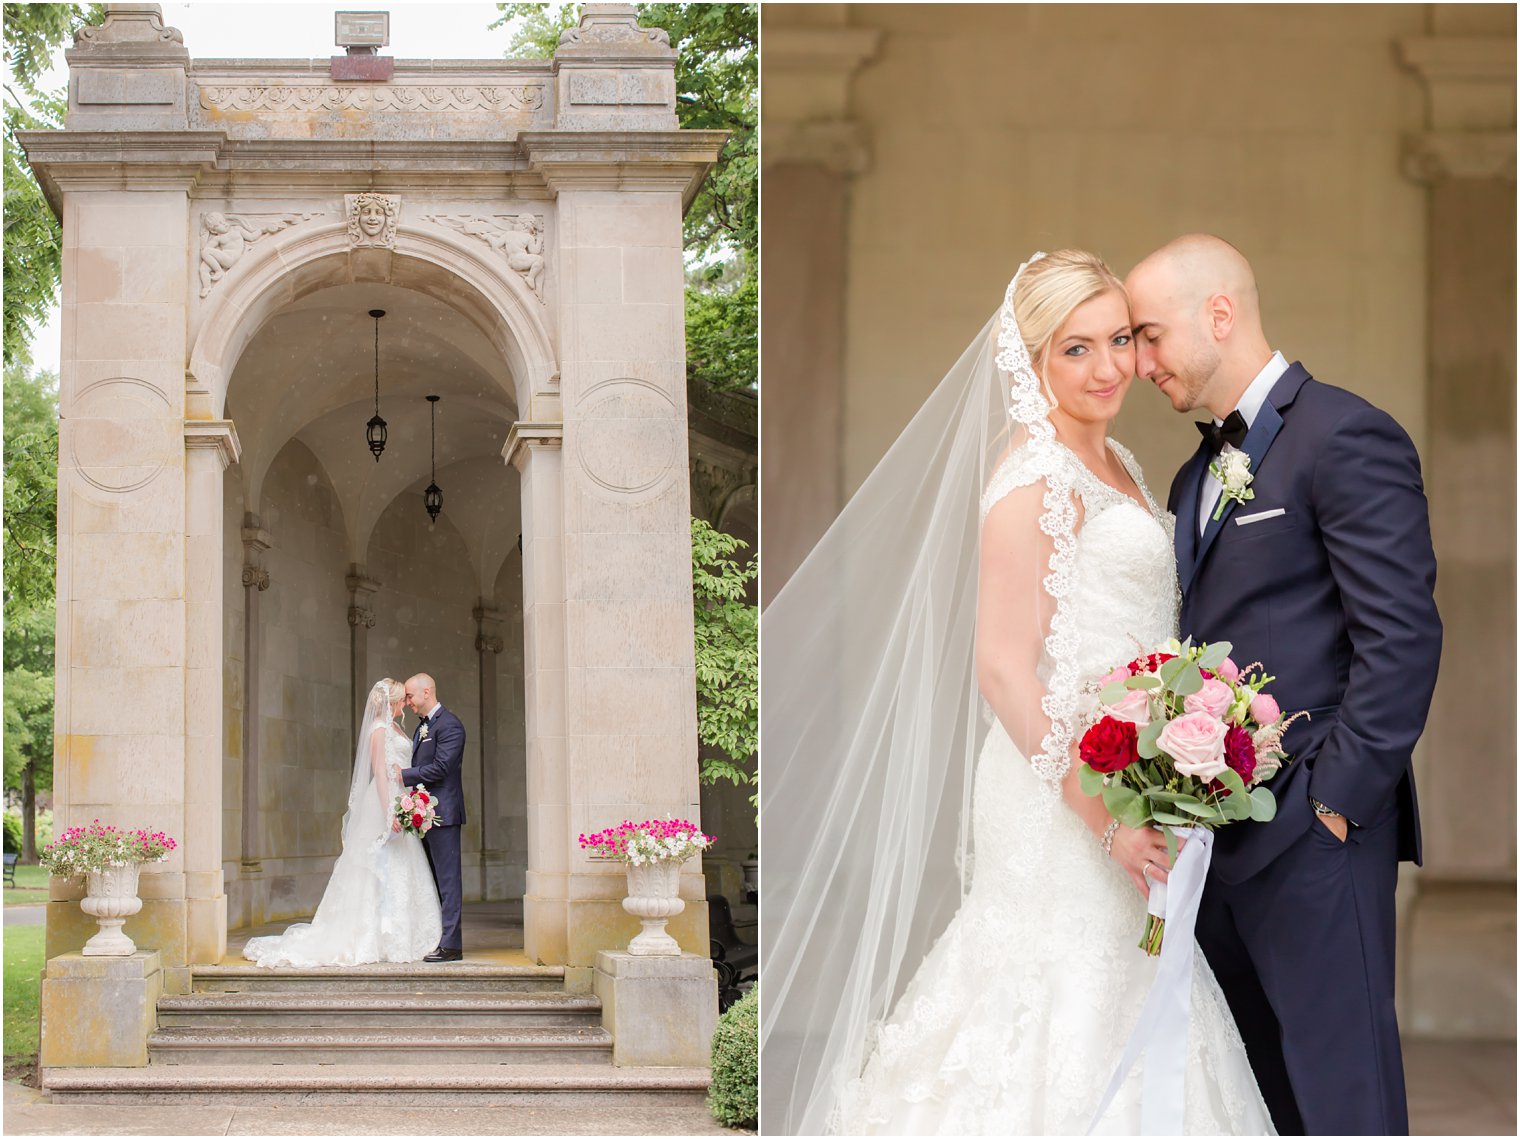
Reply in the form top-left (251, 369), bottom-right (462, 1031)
top-left (81, 863), bottom-right (144, 956)
top-left (622, 859), bottom-right (685, 956)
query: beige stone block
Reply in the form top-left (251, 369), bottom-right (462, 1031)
top-left (565, 246), bottom-right (624, 304)
top-left (69, 532), bottom-right (182, 600)
top-left (568, 302), bottom-right (681, 364)
top-left (567, 198), bottom-right (682, 250)
top-left (74, 247), bottom-right (124, 305)
top-left (568, 666), bottom-right (691, 738)
top-left (566, 599), bottom-right (693, 668)
top-left (564, 531), bottom-right (691, 602)
top-left (72, 303), bottom-right (181, 362)
top-left (563, 477), bottom-right (688, 541)
top-left (594, 951), bottom-right (718, 1067)
top-left (67, 668), bottom-right (184, 736)
top-left (75, 198), bottom-right (187, 250)
top-left (524, 892), bottom-right (568, 965)
top-left (121, 245), bottom-right (190, 304)
top-left (620, 246), bottom-right (683, 305)
top-left (67, 732), bottom-right (185, 806)
top-left (39, 951), bottom-right (162, 1068)
top-left (70, 599), bottom-right (183, 668)
top-left (66, 481), bottom-right (185, 536)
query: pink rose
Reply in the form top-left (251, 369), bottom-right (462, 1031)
top-left (1158, 711), bottom-right (1229, 781)
top-left (400, 795), bottom-right (414, 812)
top-left (1105, 688), bottom-right (1152, 728)
top-left (1183, 677), bottom-right (1234, 720)
top-left (1215, 657), bottom-right (1241, 683)
top-left (1099, 665), bottom-right (1130, 688)
top-left (1250, 692), bottom-right (1281, 725)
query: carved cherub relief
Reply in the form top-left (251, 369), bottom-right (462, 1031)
top-left (199, 211), bottom-right (314, 297)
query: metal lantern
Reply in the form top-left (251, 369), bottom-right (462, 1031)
top-left (365, 309), bottom-right (387, 461)
top-left (424, 394), bottom-right (442, 523)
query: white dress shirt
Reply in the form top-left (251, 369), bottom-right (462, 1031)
top-left (1199, 351), bottom-right (1290, 533)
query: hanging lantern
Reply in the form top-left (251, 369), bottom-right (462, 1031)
top-left (424, 394), bottom-right (443, 523)
top-left (365, 309), bottom-right (387, 461)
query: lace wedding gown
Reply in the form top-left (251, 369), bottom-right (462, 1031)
top-left (243, 725), bottom-right (443, 967)
top-left (834, 440), bottom-right (1274, 1135)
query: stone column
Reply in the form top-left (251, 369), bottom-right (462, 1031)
top-left (759, 8), bottom-right (880, 600)
top-left (239, 518), bottom-right (270, 871)
top-left (184, 423), bottom-right (237, 965)
top-left (475, 604), bottom-right (506, 897)
top-left (24, 5), bottom-right (217, 977)
top-left (1396, 18), bottom-right (1516, 1041)
top-left (506, 426), bottom-right (569, 965)
top-left (346, 569), bottom-right (381, 755)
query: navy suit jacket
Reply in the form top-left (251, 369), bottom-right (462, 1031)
top-left (402, 705), bottom-right (466, 828)
top-left (1169, 363), bottom-right (1441, 883)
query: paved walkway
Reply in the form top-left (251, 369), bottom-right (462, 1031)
top-left (4, 904), bottom-right (44, 927)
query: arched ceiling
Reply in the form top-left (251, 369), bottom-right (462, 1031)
top-left (228, 282), bottom-right (520, 577)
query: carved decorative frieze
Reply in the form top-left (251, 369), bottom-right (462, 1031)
top-left (475, 634), bottom-right (505, 654)
top-left (559, 21), bottom-right (670, 48)
top-left (241, 566), bottom-right (271, 592)
top-left (200, 211), bottom-right (318, 297)
top-left (347, 606), bottom-right (377, 629)
top-left (346, 193), bottom-right (398, 249)
top-left (422, 213), bottom-right (546, 300)
top-left (198, 85), bottom-right (545, 113)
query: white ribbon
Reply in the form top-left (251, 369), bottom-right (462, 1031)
top-left (1087, 826), bottom-right (1215, 1135)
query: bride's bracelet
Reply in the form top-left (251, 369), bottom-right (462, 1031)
top-left (1100, 819), bottom-right (1121, 858)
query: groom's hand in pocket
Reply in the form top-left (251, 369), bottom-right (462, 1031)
top-left (1315, 813), bottom-right (1349, 843)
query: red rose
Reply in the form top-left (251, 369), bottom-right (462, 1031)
top-left (1080, 715), bottom-right (1140, 774)
top-left (1224, 726), bottom-right (1256, 782)
top-left (418, 791), bottom-right (430, 804)
top-left (411, 812), bottom-right (425, 828)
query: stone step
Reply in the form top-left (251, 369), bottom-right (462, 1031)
top-left (42, 1062), bottom-right (711, 1106)
top-left (146, 1025), bottom-right (614, 1066)
top-left (192, 962), bottom-right (565, 993)
top-left (157, 990), bottom-right (603, 1028)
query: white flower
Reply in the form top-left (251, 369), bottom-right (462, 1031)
top-left (1210, 449), bottom-right (1255, 521)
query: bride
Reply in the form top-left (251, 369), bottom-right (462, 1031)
top-left (243, 678), bottom-right (442, 967)
top-left (760, 251), bottom-right (1273, 1134)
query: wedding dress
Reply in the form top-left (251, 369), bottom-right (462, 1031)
top-left (832, 439), bottom-right (1274, 1135)
top-left (243, 719), bottom-right (442, 968)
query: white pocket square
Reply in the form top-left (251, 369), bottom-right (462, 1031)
top-left (1234, 508), bottom-right (1287, 526)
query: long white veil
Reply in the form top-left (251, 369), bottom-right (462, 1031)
top-left (342, 680), bottom-right (395, 850)
top-left (761, 256), bottom-right (1065, 1134)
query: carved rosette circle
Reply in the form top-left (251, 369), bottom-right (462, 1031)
top-left (572, 378), bottom-right (680, 501)
top-left (346, 193), bottom-right (399, 249)
top-left (69, 378), bottom-right (175, 495)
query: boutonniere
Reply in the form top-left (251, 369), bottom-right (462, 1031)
top-left (1210, 449), bottom-right (1255, 520)
top-left (418, 723), bottom-right (430, 741)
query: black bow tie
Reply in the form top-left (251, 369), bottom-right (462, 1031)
top-left (1197, 410), bottom-right (1248, 455)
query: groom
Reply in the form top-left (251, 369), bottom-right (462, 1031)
top-left (1127, 235), bottom-right (1442, 1136)
top-left (402, 672), bottom-right (466, 963)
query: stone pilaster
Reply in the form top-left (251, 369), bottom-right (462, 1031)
top-left (475, 604), bottom-right (506, 897)
top-left (1396, 21), bottom-right (1516, 1041)
top-left (345, 569), bottom-right (382, 754)
top-left (238, 517), bottom-right (270, 872)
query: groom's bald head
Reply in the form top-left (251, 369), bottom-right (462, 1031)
top-left (1126, 234), bottom-right (1273, 418)
top-left (405, 673), bottom-right (437, 712)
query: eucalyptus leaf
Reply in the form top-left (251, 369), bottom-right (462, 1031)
top-left (1199, 641), bottom-right (1233, 670)
top-left (1164, 827), bottom-right (1179, 865)
top-left (1147, 790), bottom-right (1195, 805)
top-left (1102, 782), bottom-right (1141, 819)
top-left (1150, 809), bottom-right (1192, 826)
top-left (1099, 681), bottom-right (1129, 706)
top-left (1078, 764), bottom-right (1107, 797)
top-left (1158, 657), bottom-right (1186, 685)
top-left (1173, 798), bottom-right (1216, 818)
top-left (1220, 791), bottom-right (1252, 821)
top-left (1170, 663), bottom-right (1204, 697)
top-left (1137, 721), bottom-right (1163, 759)
top-left (1126, 674), bottom-right (1163, 691)
top-left (1249, 787), bottom-right (1278, 822)
top-left (1122, 800), bottom-right (1152, 830)
top-left (1216, 767), bottom-right (1247, 797)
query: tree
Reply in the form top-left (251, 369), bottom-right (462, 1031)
top-left (3, 4), bottom-right (101, 366)
top-left (691, 519), bottom-right (757, 799)
top-left (3, 358), bottom-right (59, 863)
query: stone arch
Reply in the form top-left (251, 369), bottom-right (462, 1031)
top-left (188, 221), bottom-right (557, 421)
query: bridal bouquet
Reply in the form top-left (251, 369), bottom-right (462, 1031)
top-left (1078, 638), bottom-right (1305, 954)
top-left (578, 818), bottom-right (714, 866)
top-left (395, 785), bottom-right (437, 836)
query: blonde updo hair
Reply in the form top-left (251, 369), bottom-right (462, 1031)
top-left (369, 677), bottom-right (404, 718)
top-left (1012, 249), bottom-right (1126, 376)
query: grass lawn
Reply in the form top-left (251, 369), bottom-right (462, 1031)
top-left (4, 922), bottom-right (45, 1071)
top-left (3, 863), bottom-right (49, 906)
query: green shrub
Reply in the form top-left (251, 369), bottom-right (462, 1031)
top-left (708, 985), bottom-right (758, 1129)
top-left (2, 813), bottom-right (19, 854)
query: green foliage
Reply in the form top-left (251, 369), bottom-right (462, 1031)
top-left (692, 518), bottom-right (757, 792)
top-left (2, 4), bottom-right (102, 366)
top-left (2, 813), bottom-right (19, 854)
top-left (707, 984), bottom-right (757, 1129)
top-left (4, 361), bottom-right (59, 611)
top-left (686, 272), bottom-right (756, 393)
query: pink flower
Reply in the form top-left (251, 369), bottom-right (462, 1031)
top-left (400, 795), bottom-right (414, 812)
top-left (1105, 688), bottom-right (1152, 728)
top-left (1099, 665), bottom-right (1130, 688)
top-left (1158, 711), bottom-right (1229, 781)
top-left (1183, 677), bottom-right (1234, 720)
top-left (1215, 657), bottom-right (1241, 683)
top-left (1250, 693), bottom-right (1281, 726)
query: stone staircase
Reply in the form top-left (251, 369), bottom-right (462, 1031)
top-left (43, 962), bottom-right (710, 1106)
